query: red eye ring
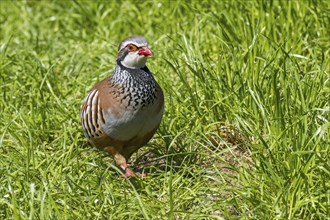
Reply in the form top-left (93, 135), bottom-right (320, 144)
top-left (127, 44), bottom-right (138, 52)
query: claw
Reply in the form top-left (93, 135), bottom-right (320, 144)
top-left (119, 163), bottom-right (148, 178)
top-left (123, 167), bottom-right (136, 177)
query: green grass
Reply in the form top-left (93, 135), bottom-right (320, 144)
top-left (1, 0), bottom-right (329, 219)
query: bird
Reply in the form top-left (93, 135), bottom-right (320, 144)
top-left (80, 36), bottom-right (164, 177)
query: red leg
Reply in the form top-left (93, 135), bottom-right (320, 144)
top-left (119, 162), bottom-right (148, 177)
top-left (119, 162), bottom-right (136, 177)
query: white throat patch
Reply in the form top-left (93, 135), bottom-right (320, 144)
top-left (121, 52), bottom-right (148, 69)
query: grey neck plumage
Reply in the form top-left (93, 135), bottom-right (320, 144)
top-left (110, 61), bottom-right (158, 109)
top-left (111, 60), bottom-right (156, 88)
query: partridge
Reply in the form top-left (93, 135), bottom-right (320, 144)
top-left (80, 36), bottom-right (164, 177)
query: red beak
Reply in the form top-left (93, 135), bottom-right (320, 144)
top-left (138, 47), bottom-right (153, 56)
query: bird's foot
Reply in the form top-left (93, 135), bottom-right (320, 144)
top-left (119, 164), bottom-right (147, 178)
top-left (123, 167), bottom-right (136, 177)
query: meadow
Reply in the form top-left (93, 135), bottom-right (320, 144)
top-left (0, 0), bottom-right (329, 219)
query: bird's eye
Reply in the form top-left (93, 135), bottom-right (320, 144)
top-left (127, 44), bottom-right (138, 52)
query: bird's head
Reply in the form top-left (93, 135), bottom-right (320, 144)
top-left (117, 36), bottom-right (153, 69)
